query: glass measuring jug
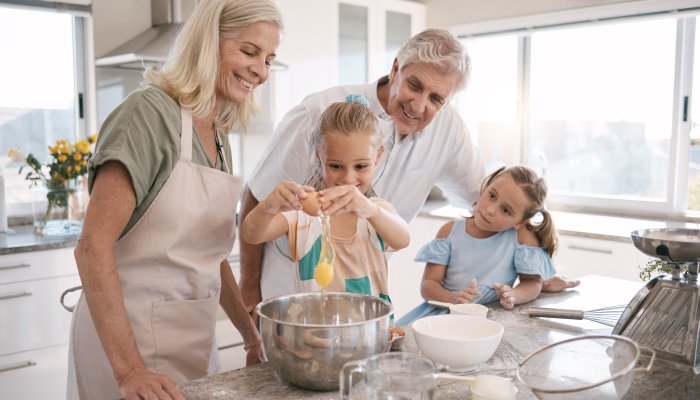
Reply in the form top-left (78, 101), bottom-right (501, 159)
top-left (340, 353), bottom-right (437, 400)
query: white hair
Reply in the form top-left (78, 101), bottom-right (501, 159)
top-left (396, 29), bottom-right (471, 93)
top-left (144, 0), bottom-right (284, 133)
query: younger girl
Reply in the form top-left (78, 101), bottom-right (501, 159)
top-left (241, 95), bottom-right (409, 303)
top-left (396, 165), bottom-right (558, 326)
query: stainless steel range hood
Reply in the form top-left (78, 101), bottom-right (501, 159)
top-left (94, 0), bottom-right (287, 71)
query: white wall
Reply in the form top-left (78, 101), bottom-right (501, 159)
top-left (92, 0), bottom-right (152, 58)
top-left (424, 0), bottom-right (640, 30)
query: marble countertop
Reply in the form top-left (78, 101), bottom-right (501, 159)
top-left (0, 225), bottom-right (77, 255)
top-left (419, 201), bottom-right (700, 243)
top-left (178, 275), bottom-right (700, 399)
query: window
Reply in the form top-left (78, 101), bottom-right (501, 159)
top-left (455, 12), bottom-right (697, 216)
top-left (688, 16), bottom-right (700, 212)
top-left (529, 19), bottom-right (677, 202)
top-left (458, 35), bottom-right (519, 173)
top-left (0, 5), bottom-right (88, 215)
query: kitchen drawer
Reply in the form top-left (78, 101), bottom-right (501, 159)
top-left (0, 275), bottom-right (81, 356)
top-left (0, 344), bottom-right (69, 400)
top-left (555, 235), bottom-right (643, 283)
top-left (0, 248), bottom-right (77, 285)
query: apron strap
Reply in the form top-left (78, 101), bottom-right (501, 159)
top-left (180, 107), bottom-right (193, 161)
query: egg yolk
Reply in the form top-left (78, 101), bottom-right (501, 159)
top-left (314, 262), bottom-right (334, 288)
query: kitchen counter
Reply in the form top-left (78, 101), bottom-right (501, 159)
top-left (419, 201), bottom-right (700, 244)
top-left (0, 225), bottom-right (78, 255)
top-left (178, 275), bottom-right (700, 399)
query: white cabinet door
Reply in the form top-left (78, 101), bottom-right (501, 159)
top-left (0, 275), bottom-right (81, 356)
top-left (554, 235), bottom-right (643, 283)
top-left (0, 344), bottom-right (69, 400)
top-left (0, 248), bottom-right (77, 285)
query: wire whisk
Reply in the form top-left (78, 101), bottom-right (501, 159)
top-left (519, 305), bottom-right (627, 327)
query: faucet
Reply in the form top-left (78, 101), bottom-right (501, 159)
top-left (524, 150), bottom-right (548, 177)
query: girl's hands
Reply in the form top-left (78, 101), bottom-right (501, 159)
top-left (448, 278), bottom-right (481, 304)
top-left (318, 185), bottom-right (378, 218)
top-left (260, 181), bottom-right (315, 215)
top-left (492, 283), bottom-right (515, 309)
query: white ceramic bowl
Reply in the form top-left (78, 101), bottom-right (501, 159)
top-left (450, 303), bottom-right (488, 318)
top-left (412, 315), bottom-right (503, 372)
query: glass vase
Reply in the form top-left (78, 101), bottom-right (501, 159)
top-left (31, 181), bottom-right (86, 236)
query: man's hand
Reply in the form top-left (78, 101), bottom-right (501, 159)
top-left (541, 274), bottom-right (580, 292)
top-left (492, 283), bottom-right (515, 309)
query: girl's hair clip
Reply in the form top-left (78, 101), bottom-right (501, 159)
top-left (345, 94), bottom-right (371, 108)
top-left (540, 209), bottom-right (546, 214)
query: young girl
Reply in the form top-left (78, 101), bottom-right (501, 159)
top-left (241, 95), bottom-right (410, 303)
top-left (396, 165), bottom-right (558, 326)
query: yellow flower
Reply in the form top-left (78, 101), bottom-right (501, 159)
top-left (80, 160), bottom-right (87, 166)
top-left (73, 152), bottom-right (82, 161)
top-left (57, 154), bottom-right (67, 162)
top-left (66, 165), bottom-right (72, 171)
top-left (90, 133), bottom-right (98, 143)
top-left (8, 148), bottom-right (14, 157)
top-left (54, 173), bottom-right (63, 181)
top-left (80, 146), bottom-right (90, 154)
top-left (60, 146), bottom-right (70, 153)
top-left (49, 146), bottom-right (59, 154)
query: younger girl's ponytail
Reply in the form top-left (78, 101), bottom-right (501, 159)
top-left (534, 210), bottom-right (558, 258)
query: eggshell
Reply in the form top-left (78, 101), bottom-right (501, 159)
top-left (298, 192), bottom-right (330, 216)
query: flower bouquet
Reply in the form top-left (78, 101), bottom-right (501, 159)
top-left (10, 134), bottom-right (97, 235)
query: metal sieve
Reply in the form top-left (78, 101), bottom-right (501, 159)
top-left (516, 335), bottom-right (655, 400)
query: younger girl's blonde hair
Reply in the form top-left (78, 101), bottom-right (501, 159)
top-left (145, 0), bottom-right (283, 133)
top-left (307, 102), bottom-right (383, 198)
top-left (479, 166), bottom-right (559, 258)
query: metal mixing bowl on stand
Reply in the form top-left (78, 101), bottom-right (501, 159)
top-left (256, 292), bottom-right (393, 391)
top-left (615, 229), bottom-right (700, 373)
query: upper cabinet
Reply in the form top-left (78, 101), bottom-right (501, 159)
top-left (273, 0), bottom-right (426, 127)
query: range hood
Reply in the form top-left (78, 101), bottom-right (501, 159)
top-left (95, 0), bottom-right (287, 71)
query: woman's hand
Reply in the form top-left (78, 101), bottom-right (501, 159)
top-left (492, 283), bottom-right (515, 309)
top-left (448, 278), bottom-right (481, 304)
top-left (318, 185), bottom-right (378, 218)
top-left (118, 367), bottom-right (184, 400)
top-left (245, 342), bottom-right (267, 366)
top-left (260, 181), bottom-right (315, 215)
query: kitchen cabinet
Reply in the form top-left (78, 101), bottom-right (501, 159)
top-left (0, 247), bottom-right (79, 399)
top-left (554, 235), bottom-right (646, 283)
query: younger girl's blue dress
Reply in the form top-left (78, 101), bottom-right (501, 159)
top-left (396, 218), bottom-right (557, 327)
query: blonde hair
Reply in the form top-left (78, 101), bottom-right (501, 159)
top-left (144, 0), bottom-right (283, 133)
top-left (396, 29), bottom-right (471, 93)
top-left (307, 102), bottom-right (383, 198)
top-left (479, 166), bottom-right (559, 258)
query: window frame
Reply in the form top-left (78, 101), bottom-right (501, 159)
top-left (452, 2), bottom-right (699, 217)
top-left (0, 1), bottom-right (95, 216)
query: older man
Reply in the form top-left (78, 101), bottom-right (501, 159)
top-left (239, 29), bottom-right (576, 319)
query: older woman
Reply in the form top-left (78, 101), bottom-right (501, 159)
top-left (66, 1), bottom-right (282, 399)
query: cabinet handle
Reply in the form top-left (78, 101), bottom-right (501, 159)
top-left (0, 292), bottom-right (32, 301)
top-left (0, 360), bottom-right (36, 373)
top-left (568, 245), bottom-right (613, 254)
top-left (0, 263), bottom-right (30, 271)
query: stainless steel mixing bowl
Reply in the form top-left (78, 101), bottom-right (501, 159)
top-left (256, 292), bottom-right (393, 391)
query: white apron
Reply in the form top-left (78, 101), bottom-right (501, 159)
top-left (65, 107), bottom-right (242, 400)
